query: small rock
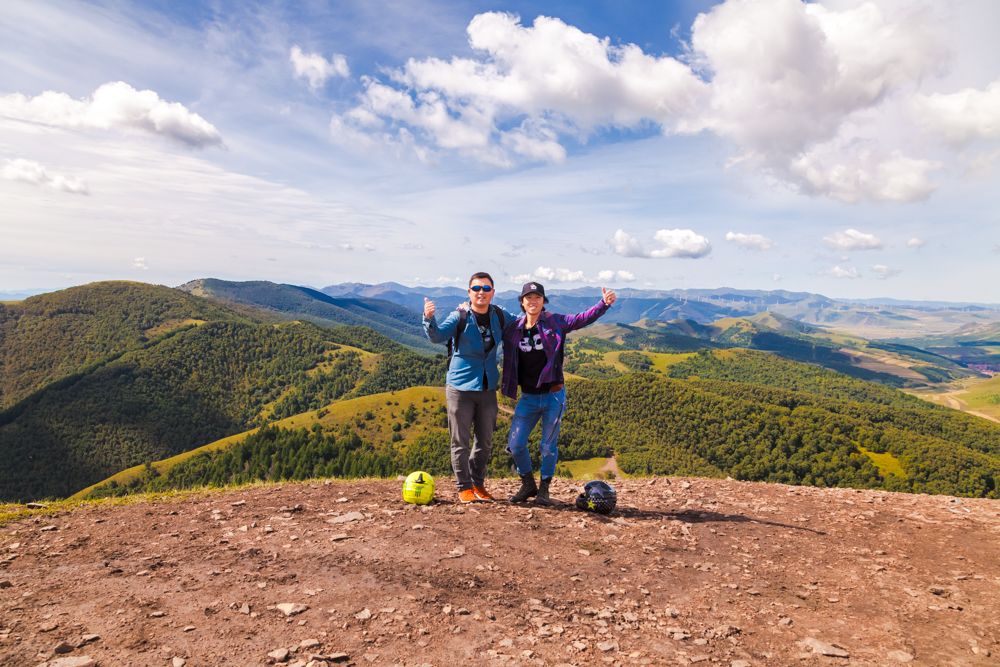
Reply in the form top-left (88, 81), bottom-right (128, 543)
top-left (43, 658), bottom-right (96, 667)
top-left (40, 526), bottom-right (58, 532)
top-left (298, 639), bottom-right (321, 650)
top-left (329, 534), bottom-right (350, 542)
top-left (731, 661), bottom-right (752, 667)
top-left (26, 502), bottom-right (48, 509)
top-left (53, 641), bottom-right (75, 654)
top-left (0, 580), bottom-right (12, 589)
top-left (78, 635), bottom-right (100, 647)
top-left (231, 500), bottom-right (246, 507)
top-left (328, 653), bottom-right (350, 663)
top-left (172, 658), bottom-right (187, 667)
top-left (327, 512), bottom-right (364, 525)
top-left (268, 647), bottom-right (291, 662)
top-left (40, 621), bottom-right (59, 632)
top-left (276, 603), bottom-right (309, 617)
top-left (240, 603), bottom-right (251, 615)
top-left (799, 638), bottom-right (849, 658)
top-left (777, 617), bottom-right (793, 627)
top-left (447, 546), bottom-right (466, 558)
top-left (597, 641), bottom-right (617, 652)
top-left (578, 549), bottom-right (590, 556)
top-left (182, 625), bottom-right (195, 632)
top-left (887, 650), bottom-right (914, 663)
top-left (149, 611), bottom-right (166, 618)
top-left (354, 608), bottom-right (372, 621)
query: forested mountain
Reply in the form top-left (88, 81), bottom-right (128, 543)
top-left (573, 315), bottom-right (973, 387)
top-left (0, 281), bottom-right (241, 409)
top-left (180, 279), bottom-right (436, 353)
top-left (86, 348), bottom-right (999, 501)
top-left (0, 316), bottom-right (445, 503)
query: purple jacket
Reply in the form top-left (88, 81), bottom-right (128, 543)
top-left (501, 298), bottom-right (610, 399)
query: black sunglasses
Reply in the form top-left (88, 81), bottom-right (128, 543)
top-left (469, 285), bottom-right (493, 292)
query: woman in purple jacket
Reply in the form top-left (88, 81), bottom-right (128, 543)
top-left (502, 281), bottom-right (616, 505)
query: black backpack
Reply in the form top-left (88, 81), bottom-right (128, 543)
top-left (447, 305), bottom-right (506, 364)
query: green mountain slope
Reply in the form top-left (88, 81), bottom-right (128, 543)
top-left (179, 279), bottom-right (436, 353)
top-left (84, 348), bottom-right (1000, 501)
top-left (0, 281), bottom-right (242, 409)
top-left (0, 318), bottom-right (445, 502)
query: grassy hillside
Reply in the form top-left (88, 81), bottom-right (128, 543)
top-left (0, 281), bottom-right (242, 408)
top-left (0, 318), bottom-right (445, 502)
top-left (577, 315), bottom-right (973, 388)
top-left (84, 348), bottom-right (1000, 501)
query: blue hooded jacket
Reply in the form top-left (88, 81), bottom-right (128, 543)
top-left (424, 305), bottom-right (517, 391)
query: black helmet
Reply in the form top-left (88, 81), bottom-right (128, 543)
top-left (575, 480), bottom-right (617, 515)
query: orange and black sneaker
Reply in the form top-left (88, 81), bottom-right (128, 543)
top-left (472, 485), bottom-right (495, 502)
top-left (458, 488), bottom-right (477, 503)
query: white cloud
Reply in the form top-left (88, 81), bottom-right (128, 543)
top-left (333, 11), bottom-right (705, 165)
top-left (872, 264), bottom-right (901, 279)
top-left (326, 2), bottom-right (975, 203)
top-left (339, 242), bottom-right (354, 250)
top-left (827, 265), bottom-right (860, 279)
top-left (513, 266), bottom-right (587, 283)
top-left (0, 82), bottom-right (222, 147)
top-left (915, 79), bottom-right (1000, 145)
top-left (789, 143), bottom-right (940, 203)
top-left (688, 0), bottom-right (947, 202)
top-left (611, 228), bottom-right (711, 259)
top-left (822, 228), bottom-right (883, 251)
top-left (597, 269), bottom-right (636, 283)
top-left (725, 231), bottom-right (773, 251)
top-left (2, 158), bottom-right (88, 194)
top-left (907, 237), bottom-right (926, 249)
top-left (772, 273), bottom-right (782, 282)
top-left (132, 257), bottom-right (148, 270)
top-left (290, 45), bottom-right (350, 90)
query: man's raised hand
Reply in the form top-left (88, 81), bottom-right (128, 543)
top-left (423, 297), bottom-right (436, 320)
top-left (601, 287), bottom-right (617, 306)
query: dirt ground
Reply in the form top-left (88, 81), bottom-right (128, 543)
top-left (2, 477), bottom-right (999, 667)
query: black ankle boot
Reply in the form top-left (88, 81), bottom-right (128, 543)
top-left (534, 477), bottom-right (554, 506)
top-left (510, 473), bottom-right (537, 503)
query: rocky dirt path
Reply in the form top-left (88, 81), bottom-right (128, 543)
top-left (1, 478), bottom-right (998, 666)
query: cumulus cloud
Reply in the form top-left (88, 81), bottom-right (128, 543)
top-left (290, 45), bottom-right (350, 90)
top-left (326, 1), bottom-right (968, 203)
top-left (725, 231), bottom-right (773, 251)
top-left (333, 11), bottom-right (704, 166)
top-left (915, 79), bottom-right (1000, 145)
top-left (907, 237), bottom-right (926, 249)
top-left (514, 266), bottom-right (586, 283)
top-left (872, 264), bottom-right (901, 279)
top-left (611, 229), bottom-right (711, 259)
top-left (822, 228), bottom-right (883, 251)
top-left (826, 265), bottom-right (860, 279)
top-left (597, 269), bottom-right (636, 283)
top-left (0, 82), bottom-right (222, 147)
top-left (132, 257), bottom-right (148, 270)
top-left (2, 158), bottom-right (88, 194)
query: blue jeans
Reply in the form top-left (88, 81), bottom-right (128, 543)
top-left (507, 388), bottom-right (566, 479)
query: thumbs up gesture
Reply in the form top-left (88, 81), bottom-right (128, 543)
top-left (601, 287), bottom-right (616, 306)
top-left (423, 297), bottom-right (436, 319)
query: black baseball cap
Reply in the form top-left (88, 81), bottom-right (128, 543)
top-left (519, 282), bottom-right (548, 302)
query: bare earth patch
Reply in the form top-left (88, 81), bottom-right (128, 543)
top-left (1, 478), bottom-right (998, 666)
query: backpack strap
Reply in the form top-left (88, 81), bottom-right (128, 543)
top-left (446, 309), bottom-right (469, 364)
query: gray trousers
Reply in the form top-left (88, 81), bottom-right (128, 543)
top-left (445, 385), bottom-right (498, 490)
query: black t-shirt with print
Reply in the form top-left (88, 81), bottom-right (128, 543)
top-left (517, 325), bottom-right (553, 394)
top-left (474, 311), bottom-right (495, 355)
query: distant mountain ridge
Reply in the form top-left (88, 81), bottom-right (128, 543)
top-left (180, 279), bottom-right (436, 353)
top-left (321, 281), bottom-right (1000, 339)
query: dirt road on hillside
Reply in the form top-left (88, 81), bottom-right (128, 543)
top-left (2, 478), bottom-right (999, 666)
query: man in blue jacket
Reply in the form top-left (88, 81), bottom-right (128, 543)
top-left (423, 272), bottom-right (516, 503)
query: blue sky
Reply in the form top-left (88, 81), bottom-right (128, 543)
top-left (1, 0), bottom-right (998, 301)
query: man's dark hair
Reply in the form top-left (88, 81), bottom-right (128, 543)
top-left (468, 272), bottom-right (494, 287)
